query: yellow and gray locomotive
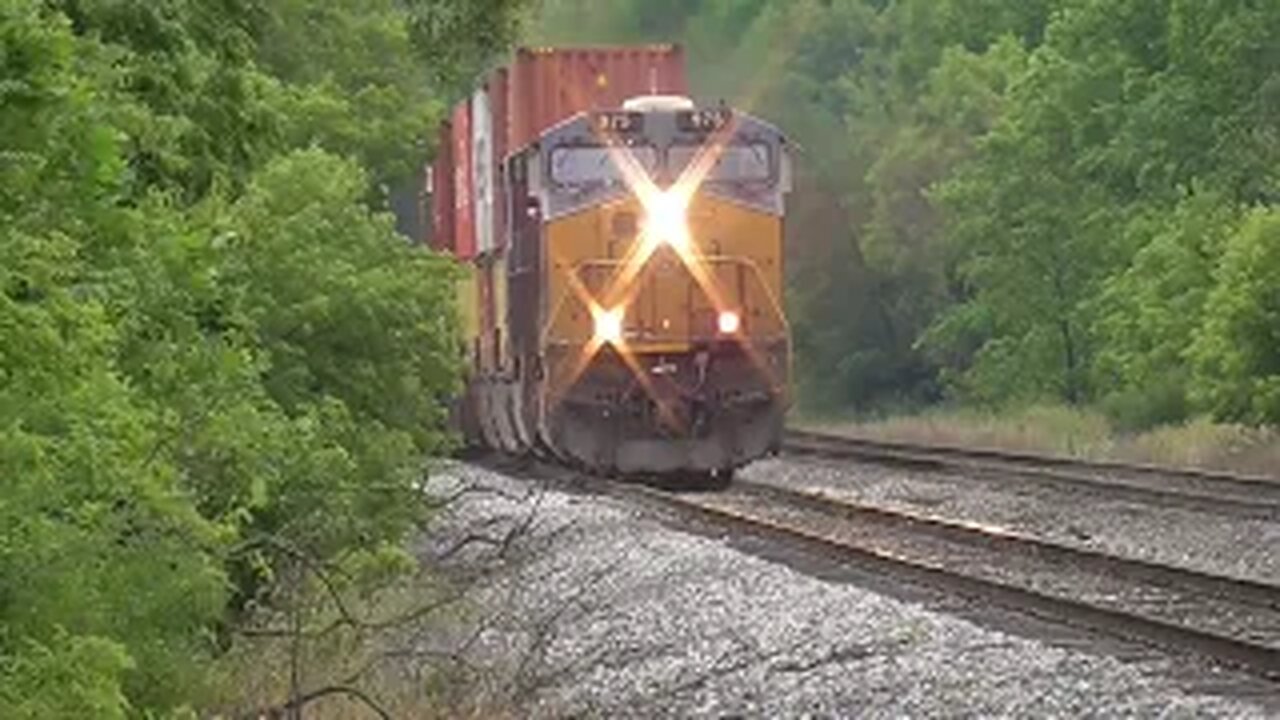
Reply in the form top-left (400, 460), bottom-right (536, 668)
top-left (435, 49), bottom-right (788, 476)
top-left (455, 92), bottom-right (791, 478)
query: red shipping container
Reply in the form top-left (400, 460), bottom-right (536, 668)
top-left (429, 120), bottom-right (454, 253)
top-left (451, 99), bottom-right (476, 259)
top-left (490, 68), bottom-right (509, 250)
top-left (506, 45), bottom-right (688, 156)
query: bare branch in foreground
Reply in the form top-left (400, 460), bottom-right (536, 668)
top-left (239, 684), bottom-right (392, 720)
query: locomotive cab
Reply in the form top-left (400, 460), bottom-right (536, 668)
top-left (484, 95), bottom-right (792, 476)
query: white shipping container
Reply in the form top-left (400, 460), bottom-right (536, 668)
top-left (471, 87), bottom-right (495, 255)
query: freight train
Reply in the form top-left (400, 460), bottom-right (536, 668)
top-left (424, 45), bottom-right (791, 479)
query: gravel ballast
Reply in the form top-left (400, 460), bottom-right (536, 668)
top-left (419, 460), bottom-right (1276, 718)
top-left (742, 457), bottom-right (1280, 587)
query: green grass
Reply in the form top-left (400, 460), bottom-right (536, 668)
top-left (800, 405), bottom-right (1280, 477)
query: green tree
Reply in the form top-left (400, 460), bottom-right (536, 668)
top-left (926, 43), bottom-right (1124, 404)
top-left (2, 0), bottom-right (524, 713)
top-left (1190, 209), bottom-right (1280, 423)
top-left (1, 5), bottom-right (225, 707)
top-left (927, 0), bottom-right (1280, 408)
top-left (1091, 191), bottom-right (1240, 428)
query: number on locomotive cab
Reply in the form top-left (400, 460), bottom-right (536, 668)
top-left (677, 108), bottom-right (732, 132)
top-left (593, 111), bottom-right (643, 134)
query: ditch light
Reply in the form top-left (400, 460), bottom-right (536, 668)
top-left (718, 310), bottom-right (741, 335)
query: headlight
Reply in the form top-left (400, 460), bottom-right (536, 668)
top-left (717, 310), bottom-right (741, 335)
top-left (593, 307), bottom-right (624, 345)
top-left (643, 191), bottom-right (689, 251)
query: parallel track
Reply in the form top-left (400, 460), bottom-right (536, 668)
top-left (783, 429), bottom-right (1280, 519)
top-left (620, 477), bottom-right (1280, 680)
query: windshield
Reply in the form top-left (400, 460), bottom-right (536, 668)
top-left (550, 145), bottom-right (658, 185)
top-left (668, 142), bottom-right (772, 183)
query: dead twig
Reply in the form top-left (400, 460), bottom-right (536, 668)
top-left (241, 684), bottom-right (393, 720)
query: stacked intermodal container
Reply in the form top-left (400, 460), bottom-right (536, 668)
top-left (428, 45), bottom-right (687, 257)
top-left (450, 99), bottom-right (475, 259)
top-left (471, 86), bottom-right (494, 255)
top-left (428, 121), bottom-right (453, 252)
top-left (428, 46), bottom-right (689, 380)
top-left (490, 67), bottom-right (509, 252)
top-left (505, 45), bottom-right (688, 154)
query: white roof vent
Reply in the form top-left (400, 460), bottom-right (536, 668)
top-left (622, 95), bottom-right (695, 112)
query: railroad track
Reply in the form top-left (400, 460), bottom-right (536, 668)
top-left (783, 429), bottom-right (1280, 519)
top-left (621, 477), bottom-right (1280, 680)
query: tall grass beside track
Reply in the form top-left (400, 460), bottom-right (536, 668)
top-left (800, 406), bottom-right (1280, 478)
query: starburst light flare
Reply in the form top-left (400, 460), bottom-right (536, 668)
top-left (594, 118), bottom-right (740, 315)
top-left (591, 305), bottom-right (624, 346)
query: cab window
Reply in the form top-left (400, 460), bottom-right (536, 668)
top-left (549, 145), bottom-right (658, 186)
top-left (667, 142), bottom-right (772, 183)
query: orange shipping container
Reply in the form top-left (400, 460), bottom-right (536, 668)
top-left (506, 45), bottom-right (688, 156)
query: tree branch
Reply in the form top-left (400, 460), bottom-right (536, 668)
top-left (241, 684), bottom-right (392, 720)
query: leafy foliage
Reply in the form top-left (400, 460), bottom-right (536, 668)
top-left (1191, 209), bottom-right (1280, 423)
top-left (2, 0), bottom-right (525, 714)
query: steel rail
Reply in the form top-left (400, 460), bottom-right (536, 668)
top-left (616, 480), bottom-right (1280, 681)
top-left (735, 479), bottom-right (1280, 610)
top-left (783, 429), bottom-right (1280, 519)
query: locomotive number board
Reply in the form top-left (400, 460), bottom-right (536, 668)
top-left (677, 108), bottom-right (733, 132)
top-left (592, 111), bottom-right (645, 134)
